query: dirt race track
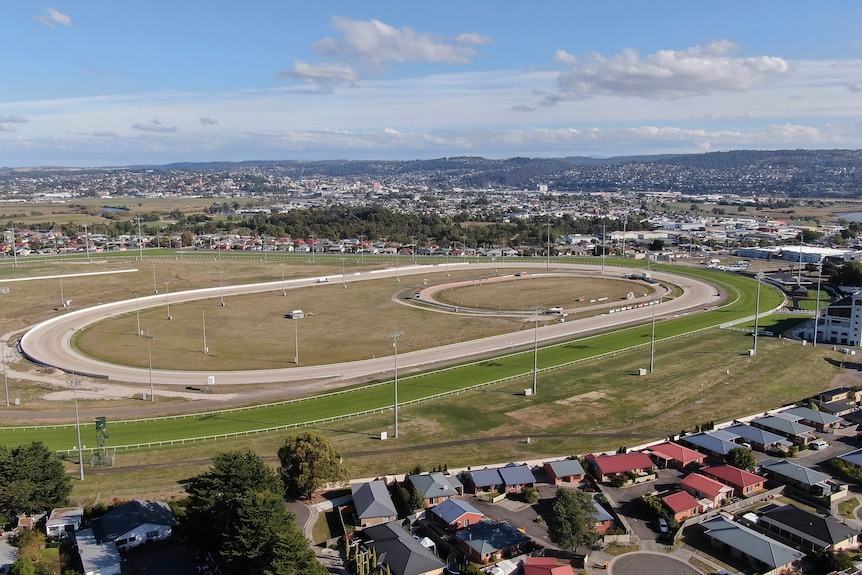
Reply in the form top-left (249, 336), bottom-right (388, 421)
top-left (18, 262), bottom-right (722, 390)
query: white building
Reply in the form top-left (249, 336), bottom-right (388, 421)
top-left (806, 291), bottom-right (862, 347)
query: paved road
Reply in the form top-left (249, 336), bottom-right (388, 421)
top-left (18, 262), bottom-right (722, 387)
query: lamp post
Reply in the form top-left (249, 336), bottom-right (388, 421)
top-left (199, 306), bottom-right (208, 354)
top-left (134, 292), bottom-right (141, 336)
top-left (152, 263), bottom-right (158, 294)
top-left (144, 335), bottom-right (155, 402)
top-left (293, 316), bottom-right (300, 365)
top-left (753, 271), bottom-right (763, 356)
top-left (341, 258), bottom-right (346, 288)
top-left (1, 339), bottom-right (9, 408)
top-left (813, 263), bottom-right (823, 346)
top-left (83, 223), bottom-right (91, 262)
top-left (136, 217), bottom-right (144, 261)
top-left (532, 306), bottom-right (543, 395)
top-left (649, 296), bottom-right (659, 373)
top-left (164, 281), bottom-right (172, 320)
top-left (59, 276), bottom-right (65, 308)
top-left (281, 266), bottom-right (286, 296)
top-left (546, 219), bottom-right (551, 272)
top-left (387, 330), bottom-right (404, 438)
top-left (68, 379), bottom-right (84, 480)
top-left (218, 271), bottom-right (225, 306)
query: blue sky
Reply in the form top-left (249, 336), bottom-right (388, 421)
top-left (3, 1), bottom-right (862, 167)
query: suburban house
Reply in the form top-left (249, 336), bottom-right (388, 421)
top-left (90, 499), bottom-right (176, 551)
top-left (759, 459), bottom-right (840, 498)
top-left (405, 472), bottom-right (463, 507)
top-left (585, 452), bottom-right (656, 483)
top-left (681, 473), bottom-right (734, 508)
top-left (661, 491), bottom-right (702, 521)
top-left (815, 387), bottom-right (861, 416)
top-left (750, 415), bottom-right (816, 444)
top-left (498, 463), bottom-right (536, 493)
top-left (427, 498), bottom-right (484, 532)
top-left (647, 442), bottom-right (705, 470)
top-left (454, 521), bottom-right (530, 564)
top-left (680, 431), bottom-right (741, 458)
top-left (590, 498), bottom-right (616, 534)
top-left (75, 528), bottom-right (122, 575)
top-left (702, 465), bottom-right (766, 497)
top-left (362, 521), bottom-right (445, 575)
top-left (45, 507), bottom-right (83, 539)
top-left (837, 449), bottom-right (862, 470)
top-left (352, 480), bottom-right (398, 527)
top-left (466, 468), bottom-right (504, 494)
top-left (701, 515), bottom-right (805, 575)
top-left (543, 459), bottom-right (586, 485)
top-left (724, 424), bottom-right (793, 453)
top-left (522, 556), bottom-right (575, 575)
top-left (756, 504), bottom-right (860, 552)
top-left (780, 406), bottom-right (843, 432)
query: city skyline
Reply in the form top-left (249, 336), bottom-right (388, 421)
top-left (3, 1), bottom-right (862, 167)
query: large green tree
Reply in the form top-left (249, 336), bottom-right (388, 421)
top-left (0, 442), bottom-right (71, 519)
top-left (185, 451), bottom-right (324, 575)
top-left (725, 447), bottom-right (757, 472)
top-left (278, 432), bottom-right (346, 499)
top-left (546, 488), bottom-right (600, 551)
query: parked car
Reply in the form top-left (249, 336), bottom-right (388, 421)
top-left (810, 439), bottom-right (829, 450)
top-left (657, 518), bottom-right (669, 533)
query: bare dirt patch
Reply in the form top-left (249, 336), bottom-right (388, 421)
top-left (555, 391), bottom-right (607, 405)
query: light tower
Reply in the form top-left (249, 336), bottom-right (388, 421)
top-left (386, 330), bottom-right (405, 438)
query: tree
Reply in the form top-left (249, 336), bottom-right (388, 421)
top-left (546, 488), bottom-right (599, 551)
top-left (277, 432), bottom-right (346, 499)
top-left (0, 442), bottom-right (72, 518)
top-left (725, 447), bottom-right (757, 472)
top-left (185, 451), bottom-right (324, 575)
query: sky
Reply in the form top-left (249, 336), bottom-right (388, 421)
top-left (3, 1), bottom-right (862, 167)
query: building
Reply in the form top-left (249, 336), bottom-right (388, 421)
top-left (750, 415), bottom-right (816, 444)
top-left (812, 291), bottom-right (862, 347)
top-left (661, 491), bottom-right (702, 521)
top-left (543, 459), bottom-right (587, 485)
top-left (702, 515), bottom-right (805, 575)
top-left (427, 498), bottom-right (483, 532)
top-left (362, 522), bottom-right (445, 575)
top-left (759, 459), bottom-right (841, 498)
top-left (585, 452), bottom-right (656, 483)
top-left (405, 472), bottom-right (463, 507)
top-left (90, 500), bottom-right (176, 552)
top-left (45, 507), bottom-right (83, 539)
top-left (522, 557), bottom-right (575, 575)
top-left (75, 528), bottom-right (122, 575)
top-left (352, 480), bottom-right (398, 527)
top-left (681, 473), bottom-right (734, 508)
top-left (780, 406), bottom-right (843, 432)
top-left (757, 504), bottom-right (860, 553)
top-left (454, 522), bottom-right (530, 563)
top-left (701, 466), bottom-right (766, 497)
top-left (647, 442), bottom-right (706, 469)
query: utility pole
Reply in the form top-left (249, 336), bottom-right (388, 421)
top-left (386, 330), bottom-right (405, 438)
top-left (532, 306), bottom-right (543, 395)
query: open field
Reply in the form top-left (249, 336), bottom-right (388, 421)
top-left (60, 315), bottom-right (841, 502)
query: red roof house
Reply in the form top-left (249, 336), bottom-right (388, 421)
top-left (661, 491), bottom-right (702, 521)
top-left (586, 452), bottom-right (656, 483)
top-left (681, 473), bottom-right (734, 508)
top-left (648, 442), bottom-right (706, 469)
top-left (523, 557), bottom-right (575, 575)
top-left (702, 465), bottom-right (766, 497)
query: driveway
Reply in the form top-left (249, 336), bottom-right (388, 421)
top-left (466, 484), bottom-right (559, 550)
top-left (601, 467), bottom-right (686, 542)
top-left (611, 552), bottom-right (701, 575)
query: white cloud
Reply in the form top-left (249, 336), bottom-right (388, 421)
top-left (0, 124), bottom-right (17, 132)
top-left (279, 60), bottom-right (359, 93)
top-left (199, 117), bottom-right (218, 126)
top-left (132, 119), bottom-right (178, 133)
top-left (848, 78), bottom-right (862, 92)
top-left (546, 40), bottom-right (789, 103)
top-left (34, 7), bottom-right (72, 28)
top-left (553, 50), bottom-right (577, 65)
top-left (282, 17), bottom-right (493, 91)
top-left (0, 116), bottom-right (27, 123)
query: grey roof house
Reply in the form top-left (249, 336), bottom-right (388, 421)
top-left (759, 459), bottom-right (839, 497)
top-left (405, 472), bottom-right (463, 506)
top-left (757, 504), bottom-right (860, 552)
top-left (352, 480), bottom-right (398, 527)
top-left (701, 515), bottom-right (805, 575)
top-left (91, 499), bottom-right (176, 552)
top-left (362, 521), bottom-right (445, 575)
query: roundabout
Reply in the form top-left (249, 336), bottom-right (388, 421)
top-left (18, 262), bottom-right (721, 390)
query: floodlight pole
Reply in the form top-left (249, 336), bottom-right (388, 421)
top-left (753, 272), bottom-right (763, 355)
top-left (218, 271), bottom-right (225, 306)
top-left (68, 379), bottom-right (84, 480)
top-left (281, 266), bottom-right (286, 296)
top-left (134, 292), bottom-right (141, 336)
top-left (1, 339), bottom-right (9, 408)
top-left (83, 224), bottom-right (91, 262)
top-left (144, 336), bottom-right (155, 402)
top-left (532, 306), bottom-right (543, 394)
top-left (650, 297), bottom-right (659, 373)
top-left (387, 330), bottom-right (405, 438)
top-left (813, 263), bottom-right (823, 346)
top-left (136, 217), bottom-right (144, 261)
top-left (164, 281), bottom-right (172, 320)
top-left (546, 219), bottom-right (551, 272)
top-left (199, 306), bottom-right (208, 354)
top-left (293, 317), bottom-right (300, 365)
top-left (152, 263), bottom-right (158, 294)
top-left (59, 276), bottom-right (65, 308)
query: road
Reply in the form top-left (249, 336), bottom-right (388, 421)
top-left (18, 262), bottom-right (722, 388)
